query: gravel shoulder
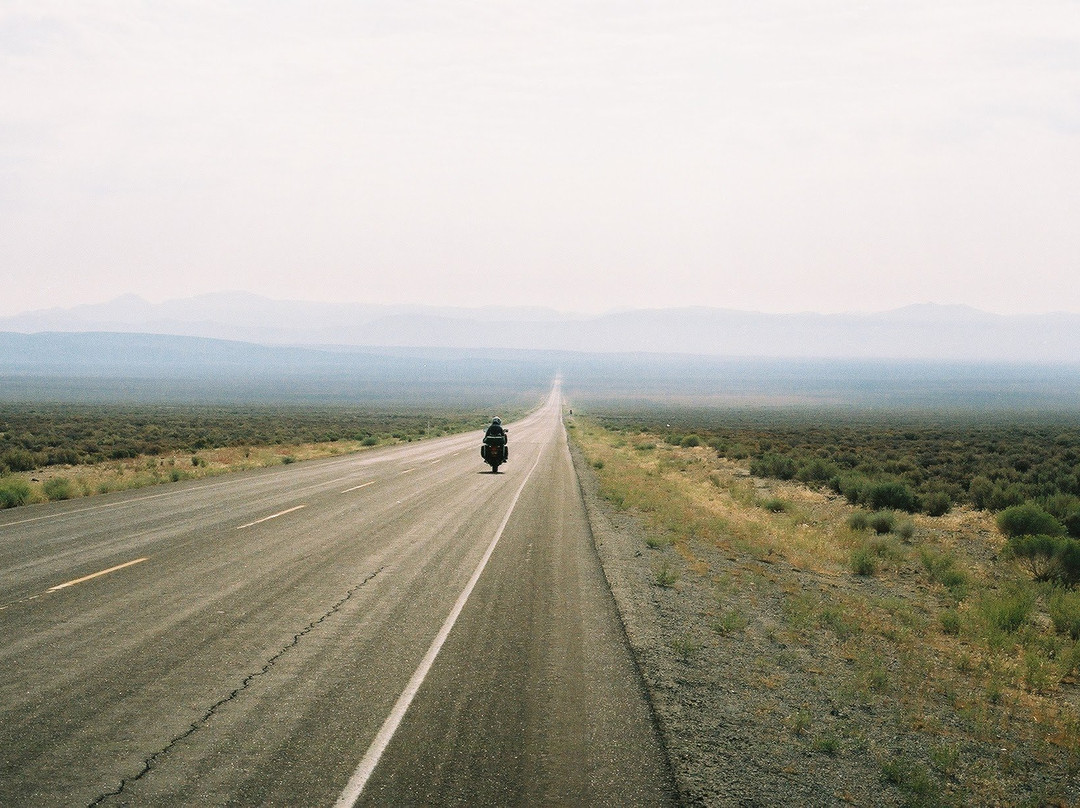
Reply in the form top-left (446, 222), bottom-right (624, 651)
top-left (568, 434), bottom-right (1080, 807)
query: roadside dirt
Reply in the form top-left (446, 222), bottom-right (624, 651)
top-left (568, 438), bottom-right (1080, 807)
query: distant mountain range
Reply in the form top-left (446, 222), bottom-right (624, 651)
top-left (6, 330), bottom-right (1080, 410)
top-left (3, 292), bottom-right (1080, 362)
top-left (0, 331), bottom-right (560, 405)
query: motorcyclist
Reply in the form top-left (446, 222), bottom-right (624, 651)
top-left (483, 417), bottom-right (508, 461)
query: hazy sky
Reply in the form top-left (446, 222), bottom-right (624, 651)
top-left (2, 1), bottom-right (1078, 316)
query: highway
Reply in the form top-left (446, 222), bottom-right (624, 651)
top-left (0, 384), bottom-right (676, 806)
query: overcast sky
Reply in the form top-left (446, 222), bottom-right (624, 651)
top-left (2, 1), bottom-right (1078, 317)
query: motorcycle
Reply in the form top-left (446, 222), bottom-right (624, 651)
top-left (481, 431), bottom-right (508, 473)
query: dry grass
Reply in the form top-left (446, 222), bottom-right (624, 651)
top-left (573, 418), bottom-right (1080, 801)
top-left (581, 420), bottom-right (869, 573)
top-left (8, 439), bottom-right (379, 506)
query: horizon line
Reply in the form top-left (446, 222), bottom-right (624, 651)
top-left (2, 292), bottom-right (1078, 321)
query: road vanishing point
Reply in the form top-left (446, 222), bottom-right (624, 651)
top-left (0, 383), bottom-right (677, 806)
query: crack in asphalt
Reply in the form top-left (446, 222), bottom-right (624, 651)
top-left (88, 568), bottom-right (383, 807)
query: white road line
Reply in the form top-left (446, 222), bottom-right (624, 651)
top-left (334, 443), bottom-right (545, 807)
top-left (0, 435), bottom-right (481, 531)
top-left (342, 482), bottom-right (376, 493)
top-left (399, 468), bottom-right (416, 475)
top-left (323, 475), bottom-right (360, 486)
top-left (47, 557), bottom-right (150, 592)
top-left (236, 505), bottom-right (307, 529)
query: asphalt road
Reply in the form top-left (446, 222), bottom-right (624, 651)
top-left (0, 384), bottom-right (675, 807)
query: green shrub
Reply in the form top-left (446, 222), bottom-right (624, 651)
top-left (829, 473), bottom-right (866, 505)
top-left (789, 710), bottom-right (812, 736)
top-left (937, 567), bottom-right (969, 599)
top-left (880, 756), bottom-right (937, 801)
top-left (654, 560), bottom-right (680, 587)
top-left (848, 510), bottom-right (871, 531)
top-left (0, 478), bottom-right (32, 508)
top-left (713, 609), bottom-right (748, 636)
top-left (43, 477), bottom-right (73, 501)
top-left (997, 503), bottom-right (1065, 538)
top-left (867, 535), bottom-right (904, 563)
top-left (969, 476), bottom-right (994, 510)
top-left (750, 454), bottom-right (798, 480)
top-left (1048, 588), bottom-right (1080, 640)
top-left (866, 481), bottom-right (918, 513)
top-left (361, 436), bottom-right (379, 446)
top-left (851, 546), bottom-right (877, 576)
top-left (929, 743), bottom-right (960, 776)
top-left (940, 609), bottom-right (962, 635)
top-left (645, 533), bottom-right (673, 550)
top-left (796, 458), bottom-right (840, 486)
top-left (922, 491), bottom-right (952, 517)
top-left (680, 435), bottom-right (701, 448)
top-left (989, 484), bottom-right (1027, 511)
top-left (979, 585), bottom-right (1036, 634)
top-left (726, 443), bottom-right (750, 460)
top-left (1, 449), bottom-right (38, 473)
top-left (1006, 534), bottom-right (1080, 585)
top-left (813, 734), bottom-right (841, 756)
top-left (1042, 493), bottom-right (1079, 523)
top-left (669, 634), bottom-right (702, 662)
top-left (869, 511), bottom-right (896, 535)
top-left (1064, 510), bottom-right (1080, 539)
top-left (761, 497), bottom-right (788, 513)
top-left (819, 606), bottom-right (856, 637)
top-left (851, 513), bottom-right (907, 544)
top-left (919, 547), bottom-right (969, 599)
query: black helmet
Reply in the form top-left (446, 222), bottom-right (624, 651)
top-left (492, 417), bottom-right (502, 425)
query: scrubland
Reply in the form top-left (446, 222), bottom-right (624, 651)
top-left (569, 413), bottom-right (1080, 807)
top-left (0, 404), bottom-right (514, 508)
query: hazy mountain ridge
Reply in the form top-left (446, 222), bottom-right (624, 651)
top-left (2, 294), bottom-right (1080, 362)
top-left (0, 332), bottom-right (560, 405)
top-left (5, 330), bottom-right (1080, 410)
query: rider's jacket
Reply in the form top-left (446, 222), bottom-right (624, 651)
top-left (484, 423), bottom-right (506, 440)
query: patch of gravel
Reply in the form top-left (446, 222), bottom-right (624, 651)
top-left (569, 439), bottom-right (1079, 807)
